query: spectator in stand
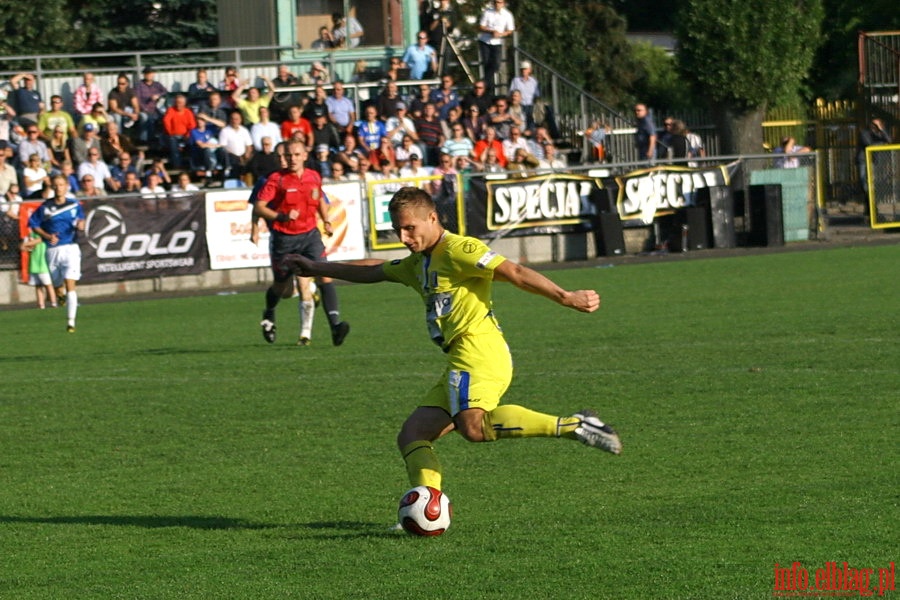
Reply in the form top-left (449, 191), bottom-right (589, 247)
top-left (219, 110), bottom-right (254, 179)
top-left (170, 172), bottom-right (200, 197)
top-left (162, 93), bottom-right (197, 169)
top-left (269, 64), bottom-right (301, 123)
top-left (100, 121), bottom-right (142, 166)
top-left (218, 66), bottom-right (241, 110)
top-left (332, 11), bottom-right (364, 49)
top-left (462, 80), bottom-right (493, 116)
top-left (395, 134), bottom-right (420, 169)
top-left (668, 119), bottom-right (690, 161)
top-left (584, 121), bottom-right (611, 162)
top-left (633, 103), bottom-right (657, 164)
top-left (402, 31), bottom-right (437, 80)
top-left (2, 181), bottom-right (23, 251)
top-left (507, 89), bottom-right (530, 137)
top-left (440, 122), bottom-right (474, 159)
top-left (399, 153), bottom-right (432, 192)
top-left (424, 0), bottom-right (455, 64)
top-left (73, 72), bottom-right (103, 121)
top-left (773, 135), bottom-right (810, 169)
top-left (23, 153), bottom-right (50, 198)
top-left (79, 102), bottom-right (109, 135)
top-left (250, 106), bottom-right (283, 152)
top-left (377, 81), bottom-right (404, 121)
top-left (377, 135), bottom-right (398, 171)
top-left (409, 83), bottom-right (433, 119)
top-left (140, 172), bottom-right (167, 200)
top-left (488, 95), bottom-right (521, 141)
top-left (685, 126), bottom-right (706, 164)
top-left (302, 85), bottom-right (329, 122)
top-left (187, 68), bottom-right (217, 112)
top-left (357, 105), bottom-right (386, 163)
top-left (110, 152), bottom-right (138, 188)
top-left (373, 158), bottom-right (401, 195)
top-left (232, 78), bottom-right (275, 126)
top-left (77, 147), bottom-right (115, 192)
top-left (509, 61), bottom-right (539, 131)
top-left (197, 90), bottom-right (228, 138)
top-left (107, 73), bottom-right (140, 134)
top-left (440, 104), bottom-right (463, 141)
top-left (461, 103), bottom-right (487, 144)
top-left (473, 125), bottom-right (507, 168)
top-left (9, 73), bottom-right (43, 127)
top-left (311, 25), bottom-right (335, 50)
top-left (329, 160), bottom-right (349, 181)
top-left (0, 142), bottom-right (19, 196)
top-left (385, 102), bottom-right (419, 148)
top-left (507, 147), bottom-right (540, 178)
top-left (78, 174), bottom-right (106, 198)
top-left (528, 125), bottom-right (554, 159)
top-left (19, 228), bottom-right (57, 309)
top-left (335, 133), bottom-right (365, 173)
top-left (538, 143), bottom-right (567, 171)
top-left (302, 62), bottom-right (331, 86)
top-left (143, 157), bottom-right (172, 188)
top-left (477, 0), bottom-right (515, 93)
top-left (38, 96), bottom-right (77, 142)
top-left (430, 151), bottom-right (457, 197)
top-left (18, 124), bottom-right (51, 168)
top-left (48, 125), bottom-right (72, 174)
top-left (310, 110), bottom-right (341, 153)
top-left (189, 117), bottom-right (224, 177)
top-left (476, 146), bottom-right (505, 173)
top-left (310, 144), bottom-right (333, 178)
top-left (356, 155), bottom-right (375, 183)
top-left (281, 105), bottom-right (313, 149)
top-left (60, 160), bottom-right (79, 194)
top-left (135, 66), bottom-right (168, 147)
top-left (69, 123), bottom-right (102, 167)
top-left (325, 81), bottom-right (356, 136)
top-left (414, 102), bottom-right (445, 167)
top-left (247, 136), bottom-right (281, 182)
top-left (857, 118), bottom-right (892, 199)
top-left (121, 170), bottom-right (142, 193)
top-left (501, 125), bottom-right (529, 159)
top-left (432, 74), bottom-right (460, 121)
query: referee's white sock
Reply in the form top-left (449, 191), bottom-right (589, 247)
top-left (66, 291), bottom-right (78, 326)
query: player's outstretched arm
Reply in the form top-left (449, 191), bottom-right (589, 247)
top-left (282, 254), bottom-right (388, 284)
top-left (493, 260), bottom-right (600, 313)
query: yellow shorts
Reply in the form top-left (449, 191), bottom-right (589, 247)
top-left (422, 329), bottom-right (513, 416)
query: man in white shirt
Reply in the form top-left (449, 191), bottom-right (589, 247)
top-left (250, 106), bottom-right (282, 152)
top-left (478, 0), bottom-right (515, 93)
top-left (219, 111), bottom-right (253, 179)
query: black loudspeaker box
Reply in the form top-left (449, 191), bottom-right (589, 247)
top-left (696, 186), bottom-right (736, 249)
top-left (593, 212), bottom-right (626, 256)
top-left (748, 184), bottom-right (784, 247)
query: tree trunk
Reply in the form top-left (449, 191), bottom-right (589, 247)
top-left (714, 104), bottom-right (766, 155)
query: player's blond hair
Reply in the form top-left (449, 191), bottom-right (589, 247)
top-left (388, 186), bottom-right (435, 215)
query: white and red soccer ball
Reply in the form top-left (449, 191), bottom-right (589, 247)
top-left (397, 486), bottom-right (452, 536)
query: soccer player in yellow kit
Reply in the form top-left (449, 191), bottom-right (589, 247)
top-left (282, 187), bottom-right (621, 493)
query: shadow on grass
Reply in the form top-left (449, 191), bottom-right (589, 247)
top-left (0, 515), bottom-right (278, 530)
top-left (298, 521), bottom-right (405, 539)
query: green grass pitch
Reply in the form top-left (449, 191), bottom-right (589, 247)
top-left (0, 244), bottom-right (897, 599)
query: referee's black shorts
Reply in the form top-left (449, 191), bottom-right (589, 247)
top-left (269, 228), bottom-right (326, 282)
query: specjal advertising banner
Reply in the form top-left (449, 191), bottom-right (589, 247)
top-left (465, 174), bottom-right (603, 238)
top-left (80, 194), bottom-right (208, 282)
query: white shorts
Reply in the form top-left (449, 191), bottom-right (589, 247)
top-left (28, 272), bottom-right (52, 286)
top-left (46, 244), bottom-right (82, 287)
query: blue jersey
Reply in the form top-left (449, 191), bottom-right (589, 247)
top-left (28, 197), bottom-right (84, 247)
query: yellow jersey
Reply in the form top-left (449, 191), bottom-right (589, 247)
top-left (382, 232), bottom-right (507, 350)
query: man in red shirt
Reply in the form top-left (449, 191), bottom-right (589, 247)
top-left (280, 105), bottom-right (313, 150)
top-left (255, 139), bottom-right (350, 346)
top-left (162, 93), bottom-right (197, 169)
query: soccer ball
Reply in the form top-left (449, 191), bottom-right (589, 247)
top-left (397, 486), bottom-right (452, 536)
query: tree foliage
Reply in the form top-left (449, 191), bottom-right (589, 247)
top-left (0, 1), bottom-right (85, 70)
top-left (68, 0), bottom-right (218, 56)
top-left (675, 0), bottom-right (823, 153)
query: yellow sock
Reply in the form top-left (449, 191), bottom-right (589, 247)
top-left (400, 440), bottom-right (442, 489)
top-left (481, 405), bottom-right (581, 441)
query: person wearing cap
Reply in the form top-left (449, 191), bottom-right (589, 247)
top-left (9, 73), bottom-right (44, 127)
top-left (310, 110), bottom-right (341, 154)
top-left (509, 60), bottom-right (540, 131)
top-left (135, 66), bottom-right (168, 147)
top-left (402, 30), bottom-right (438, 80)
top-left (70, 122), bottom-right (102, 167)
top-left (302, 61), bottom-right (331, 86)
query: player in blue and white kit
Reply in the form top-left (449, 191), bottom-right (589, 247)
top-left (28, 174), bottom-right (84, 332)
